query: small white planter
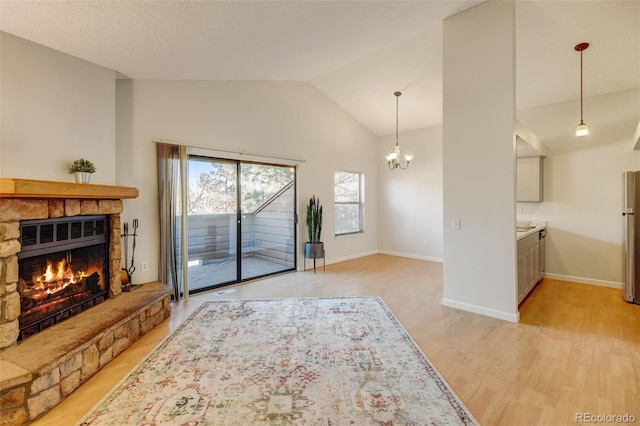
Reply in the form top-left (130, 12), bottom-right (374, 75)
top-left (74, 172), bottom-right (92, 183)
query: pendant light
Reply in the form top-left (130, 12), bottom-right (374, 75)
top-left (574, 42), bottom-right (589, 137)
top-left (386, 91), bottom-right (413, 170)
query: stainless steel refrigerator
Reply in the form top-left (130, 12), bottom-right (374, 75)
top-left (623, 171), bottom-right (640, 304)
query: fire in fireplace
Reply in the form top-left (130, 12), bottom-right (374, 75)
top-left (17, 215), bottom-right (109, 340)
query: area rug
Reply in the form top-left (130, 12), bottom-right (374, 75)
top-left (78, 297), bottom-right (477, 425)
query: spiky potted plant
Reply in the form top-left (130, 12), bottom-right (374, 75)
top-left (304, 195), bottom-right (324, 260)
top-left (68, 158), bottom-right (96, 183)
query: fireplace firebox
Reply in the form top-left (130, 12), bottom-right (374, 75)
top-left (17, 215), bottom-right (109, 340)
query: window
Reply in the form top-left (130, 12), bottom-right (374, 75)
top-left (334, 170), bottom-right (364, 235)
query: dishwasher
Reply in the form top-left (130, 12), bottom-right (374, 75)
top-left (539, 228), bottom-right (547, 278)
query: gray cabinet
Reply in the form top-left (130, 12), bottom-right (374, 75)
top-left (517, 252), bottom-right (529, 303)
top-left (517, 157), bottom-right (543, 202)
top-left (517, 232), bottom-right (541, 304)
top-left (529, 242), bottom-right (540, 287)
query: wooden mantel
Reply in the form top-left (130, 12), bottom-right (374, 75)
top-left (0, 178), bottom-right (138, 199)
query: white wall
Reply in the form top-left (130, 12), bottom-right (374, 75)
top-left (0, 33), bottom-right (380, 286)
top-left (442, 1), bottom-right (519, 322)
top-left (377, 126), bottom-right (443, 262)
top-left (116, 80), bottom-right (379, 284)
top-left (517, 88), bottom-right (640, 287)
top-left (0, 32), bottom-right (116, 183)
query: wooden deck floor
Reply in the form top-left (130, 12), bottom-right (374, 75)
top-left (32, 254), bottom-right (640, 425)
top-left (187, 256), bottom-right (294, 291)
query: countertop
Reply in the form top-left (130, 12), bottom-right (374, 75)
top-left (516, 220), bottom-right (546, 241)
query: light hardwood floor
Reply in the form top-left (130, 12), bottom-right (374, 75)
top-left (33, 254), bottom-right (640, 425)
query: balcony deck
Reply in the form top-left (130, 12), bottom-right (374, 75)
top-left (187, 256), bottom-right (294, 292)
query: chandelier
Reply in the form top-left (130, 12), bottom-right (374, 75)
top-left (574, 42), bottom-right (589, 137)
top-left (386, 91), bottom-right (413, 170)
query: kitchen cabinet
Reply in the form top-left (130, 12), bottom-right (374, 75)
top-left (517, 231), bottom-right (541, 304)
top-left (517, 252), bottom-right (529, 303)
top-left (517, 156), bottom-right (543, 202)
top-left (529, 242), bottom-right (540, 286)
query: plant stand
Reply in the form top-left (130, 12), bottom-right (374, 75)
top-left (304, 242), bottom-right (325, 274)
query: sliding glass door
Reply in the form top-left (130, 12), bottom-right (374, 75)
top-left (184, 156), bottom-right (295, 293)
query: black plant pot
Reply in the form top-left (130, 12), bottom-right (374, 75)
top-left (304, 242), bottom-right (324, 259)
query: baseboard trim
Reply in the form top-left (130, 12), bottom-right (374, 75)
top-left (298, 250), bottom-right (380, 271)
top-left (441, 298), bottom-right (519, 323)
top-left (298, 250), bottom-right (442, 271)
top-left (377, 250), bottom-right (443, 263)
top-left (327, 250), bottom-right (379, 265)
top-left (543, 273), bottom-right (623, 289)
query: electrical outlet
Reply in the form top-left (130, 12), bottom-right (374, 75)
top-left (517, 207), bottom-right (524, 215)
top-left (140, 261), bottom-right (149, 272)
top-left (452, 219), bottom-right (461, 230)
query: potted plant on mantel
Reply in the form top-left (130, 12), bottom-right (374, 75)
top-left (304, 195), bottom-right (324, 260)
top-left (68, 158), bottom-right (96, 184)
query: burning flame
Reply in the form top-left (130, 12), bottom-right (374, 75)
top-left (33, 259), bottom-right (88, 296)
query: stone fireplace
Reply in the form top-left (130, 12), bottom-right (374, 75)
top-left (0, 179), bottom-right (131, 348)
top-left (0, 178), bottom-right (172, 424)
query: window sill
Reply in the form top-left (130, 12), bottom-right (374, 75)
top-left (334, 231), bottom-right (364, 239)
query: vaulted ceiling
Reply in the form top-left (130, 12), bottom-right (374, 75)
top-left (1, 1), bottom-right (638, 137)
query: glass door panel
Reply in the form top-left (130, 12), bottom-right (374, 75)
top-left (186, 157), bottom-right (238, 292)
top-left (240, 163), bottom-right (296, 280)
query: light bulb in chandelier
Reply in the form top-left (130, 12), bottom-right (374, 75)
top-left (388, 148), bottom-right (399, 161)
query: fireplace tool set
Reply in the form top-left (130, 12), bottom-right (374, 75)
top-left (120, 218), bottom-right (140, 291)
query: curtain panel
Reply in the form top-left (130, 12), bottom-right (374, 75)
top-left (156, 142), bottom-right (183, 301)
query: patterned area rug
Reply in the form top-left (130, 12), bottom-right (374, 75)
top-left (78, 297), bottom-right (477, 425)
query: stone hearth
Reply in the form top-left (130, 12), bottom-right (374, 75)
top-left (0, 283), bottom-right (171, 424)
top-left (0, 179), bottom-right (172, 424)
